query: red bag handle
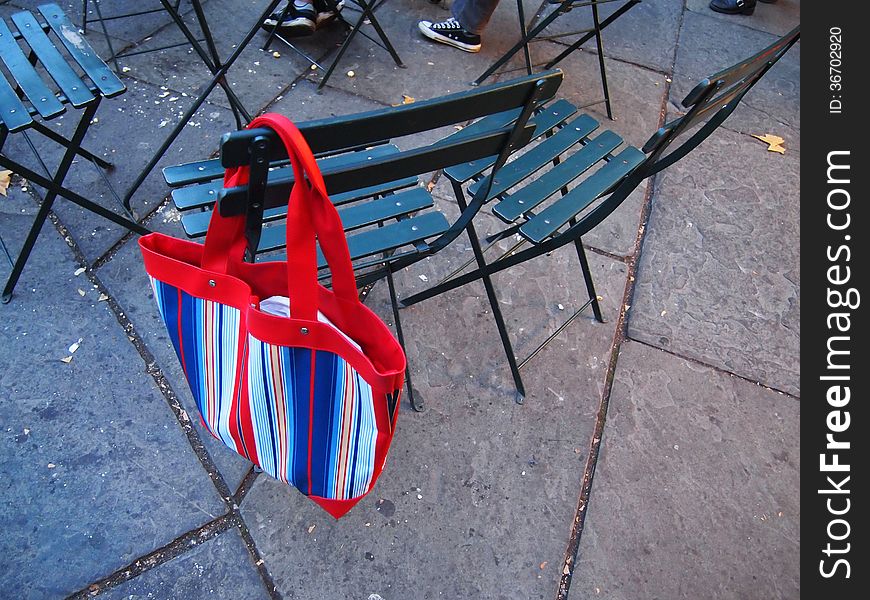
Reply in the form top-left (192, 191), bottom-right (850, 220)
top-left (201, 114), bottom-right (358, 321)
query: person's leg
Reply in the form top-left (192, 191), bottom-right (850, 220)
top-left (263, 0), bottom-right (316, 35)
top-left (451, 0), bottom-right (501, 35)
top-left (418, 0), bottom-right (501, 52)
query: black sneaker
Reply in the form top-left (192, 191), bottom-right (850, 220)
top-left (314, 0), bottom-right (344, 29)
top-left (263, 2), bottom-right (316, 36)
top-left (418, 18), bottom-right (481, 53)
top-left (709, 0), bottom-right (757, 15)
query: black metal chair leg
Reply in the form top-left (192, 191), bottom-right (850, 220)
top-left (572, 234), bottom-right (604, 323)
top-left (453, 182), bottom-right (526, 404)
top-left (89, 0), bottom-right (122, 73)
top-left (260, 2), bottom-right (293, 51)
top-left (121, 0), bottom-right (283, 212)
top-left (385, 263), bottom-right (423, 412)
top-left (317, 0), bottom-right (403, 91)
top-left (2, 103), bottom-right (98, 303)
top-left (28, 120), bottom-right (113, 169)
top-left (590, 0), bottom-right (613, 120)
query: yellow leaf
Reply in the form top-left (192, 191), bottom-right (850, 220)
top-left (0, 170), bottom-right (12, 197)
top-left (752, 133), bottom-right (786, 154)
top-left (402, 95), bottom-right (415, 105)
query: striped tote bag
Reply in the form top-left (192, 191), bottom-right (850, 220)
top-left (139, 114), bottom-right (406, 518)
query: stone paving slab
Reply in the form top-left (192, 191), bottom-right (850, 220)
top-left (101, 528), bottom-right (270, 600)
top-left (0, 1), bottom-right (131, 61)
top-left (241, 251), bottom-right (628, 599)
top-left (686, 0), bottom-right (801, 37)
top-left (627, 126), bottom-right (800, 395)
top-left (522, 0), bottom-right (682, 73)
top-left (545, 48), bottom-right (666, 258)
top-left (7, 0), bottom-right (185, 44)
top-left (0, 191), bottom-right (227, 597)
top-left (121, 0), bottom-right (327, 114)
top-left (320, 1), bottom-right (530, 105)
top-left (670, 10), bottom-right (800, 152)
top-left (574, 340), bottom-right (799, 599)
top-left (94, 216), bottom-right (253, 493)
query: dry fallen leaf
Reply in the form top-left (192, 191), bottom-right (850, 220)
top-left (752, 133), bottom-right (786, 154)
top-left (0, 170), bottom-right (12, 197)
top-left (401, 95), bottom-right (415, 105)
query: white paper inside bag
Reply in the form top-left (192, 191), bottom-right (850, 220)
top-left (259, 296), bottom-right (362, 351)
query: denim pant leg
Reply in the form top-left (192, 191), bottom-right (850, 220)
top-left (452, 0), bottom-right (501, 34)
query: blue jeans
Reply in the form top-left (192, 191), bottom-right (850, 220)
top-left (452, 0), bottom-right (501, 34)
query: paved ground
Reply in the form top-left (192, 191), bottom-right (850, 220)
top-left (0, 0), bottom-right (800, 598)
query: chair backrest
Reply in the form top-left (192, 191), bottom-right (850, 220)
top-left (215, 69), bottom-right (565, 220)
top-left (641, 25), bottom-right (800, 174)
top-left (567, 25), bottom-right (799, 238)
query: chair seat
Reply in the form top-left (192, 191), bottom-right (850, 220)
top-left (260, 210), bottom-right (451, 268)
top-left (493, 129), bottom-right (625, 223)
top-left (443, 99), bottom-right (578, 183)
top-left (467, 113), bottom-right (600, 200)
top-left (0, 4), bottom-right (124, 133)
top-left (518, 146), bottom-right (645, 243)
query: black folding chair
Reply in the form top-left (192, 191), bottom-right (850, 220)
top-left (260, 0), bottom-right (403, 91)
top-left (404, 26), bottom-right (800, 402)
top-left (0, 3), bottom-right (149, 304)
top-left (474, 0), bottom-right (640, 120)
top-left (161, 70), bottom-right (566, 411)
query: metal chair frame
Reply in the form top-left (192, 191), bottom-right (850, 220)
top-left (259, 0), bottom-right (403, 91)
top-left (474, 0), bottom-right (640, 120)
top-left (1, 4), bottom-right (149, 304)
top-left (404, 25), bottom-right (801, 402)
top-left (120, 0), bottom-right (284, 213)
top-left (163, 70), bottom-right (565, 411)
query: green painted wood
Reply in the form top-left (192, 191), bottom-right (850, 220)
top-left (0, 19), bottom-right (65, 119)
top-left (256, 211), bottom-right (450, 261)
top-left (220, 69), bottom-right (564, 164)
top-left (467, 114), bottom-right (599, 200)
top-left (493, 129), bottom-right (623, 223)
top-left (163, 158), bottom-right (224, 187)
top-left (38, 3), bottom-right (125, 98)
top-left (11, 11), bottom-right (94, 108)
top-left (0, 71), bottom-right (33, 131)
top-left (182, 186), bottom-right (433, 238)
top-left (172, 173), bottom-right (418, 212)
top-left (519, 146), bottom-right (645, 243)
top-left (444, 98), bottom-right (578, 183)
top-left (218, 124), bottom-right (534, 217)
top-left (165, 143), bottom-right (404, 189)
